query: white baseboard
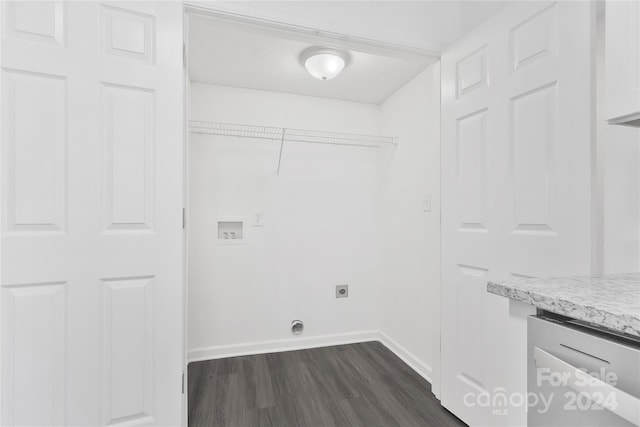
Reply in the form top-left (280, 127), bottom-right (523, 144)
top-left (377, 330), bottom-right (433, 384)
top-left (188, 330), bottom-right (433, 386)
top-left (188, 330), bottom-right (379, 363)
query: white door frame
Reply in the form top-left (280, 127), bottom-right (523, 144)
top-left (182, 7), bottom-right (191, 427)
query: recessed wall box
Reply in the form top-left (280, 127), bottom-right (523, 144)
top-left (218, 221), bottom-right (243, 240)
top-left (214, 218), bottom-right (248, 245)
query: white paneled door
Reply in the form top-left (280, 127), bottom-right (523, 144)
top-left (441, 2), bottom-right (593, 426)
top-left (1, 2), bottom-right (183, 426)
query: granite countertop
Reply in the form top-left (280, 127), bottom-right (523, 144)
top-left (487, 273), bottom-right (640, 338)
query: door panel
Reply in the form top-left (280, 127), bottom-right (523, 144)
top-left (457, 109), bottom-right (488, 232)
top-left (1, 282), bottom-right (67, 426)
top-left (5, 1), bottom-right (65, 47)
top-left (102, 83), bottom-right (155, 232)
top-left (510, 82), bottom-right (557, 233)
top-left (441, 2), bottom-right (593, 425)
top-left (2, 69), bottom-right (67, 234)
top-left (1, 2), bottom-right (183, 426)
top-left (100, 276), bottom-right (154, 426)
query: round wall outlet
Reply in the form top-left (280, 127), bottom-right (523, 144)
top-left (291, 320), bottom-right (304, 335)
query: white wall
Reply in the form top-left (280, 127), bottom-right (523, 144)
top-left (187, 71), bottom-right (443, 376)
top-left (603, 125), bottom-right (640, 272)
top-left (378, 65), bottom-right (441, 383)
top-left (596, 9), bottom-right (640, 273)
top-left (187, 83), bottom-right (386, 360)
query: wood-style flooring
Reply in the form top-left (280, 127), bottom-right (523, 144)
top-left (188, 341), bottom-right (466, 427)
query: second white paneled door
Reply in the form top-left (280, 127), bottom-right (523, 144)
top-left (441, 2), bottom-right (594, 426)
top-left (1, 2), bottom-right (183, 426)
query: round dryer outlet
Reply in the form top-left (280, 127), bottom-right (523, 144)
top-left (291, 320), bottom-right (304, 335)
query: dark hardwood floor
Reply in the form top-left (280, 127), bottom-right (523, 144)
top-left (188, 341), bottom-right (466, 427)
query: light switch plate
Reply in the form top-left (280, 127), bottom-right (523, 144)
top-left (254, 211), bottom-right (264, 227)
top-left (423, 194), bottom-right (432, 212)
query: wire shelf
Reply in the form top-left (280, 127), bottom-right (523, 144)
top-left (189, 121), bottom-right (397, 148)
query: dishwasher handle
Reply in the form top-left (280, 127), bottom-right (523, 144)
top-left (534, 346), bottom-right (640, 426)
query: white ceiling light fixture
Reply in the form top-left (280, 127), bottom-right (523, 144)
top-left (300, 47), bottom-right (349, 81)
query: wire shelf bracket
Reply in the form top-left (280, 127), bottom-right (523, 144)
top-left (276, 128), bottom-right (285, 176)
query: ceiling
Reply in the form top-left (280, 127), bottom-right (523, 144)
top-left (187, 1), bottom-right (508, 104)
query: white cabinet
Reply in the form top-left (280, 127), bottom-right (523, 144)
top-left (605, 0), bottom-right (640, 126)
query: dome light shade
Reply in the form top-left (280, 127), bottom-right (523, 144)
top-left (300, 47), bottom-right (348, 81)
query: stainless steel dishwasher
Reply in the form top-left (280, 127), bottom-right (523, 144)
top-left (528, 312), bottom-right (640, 426)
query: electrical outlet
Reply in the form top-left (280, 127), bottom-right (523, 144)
top-left (336, 284), bottom-right (348, 298)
